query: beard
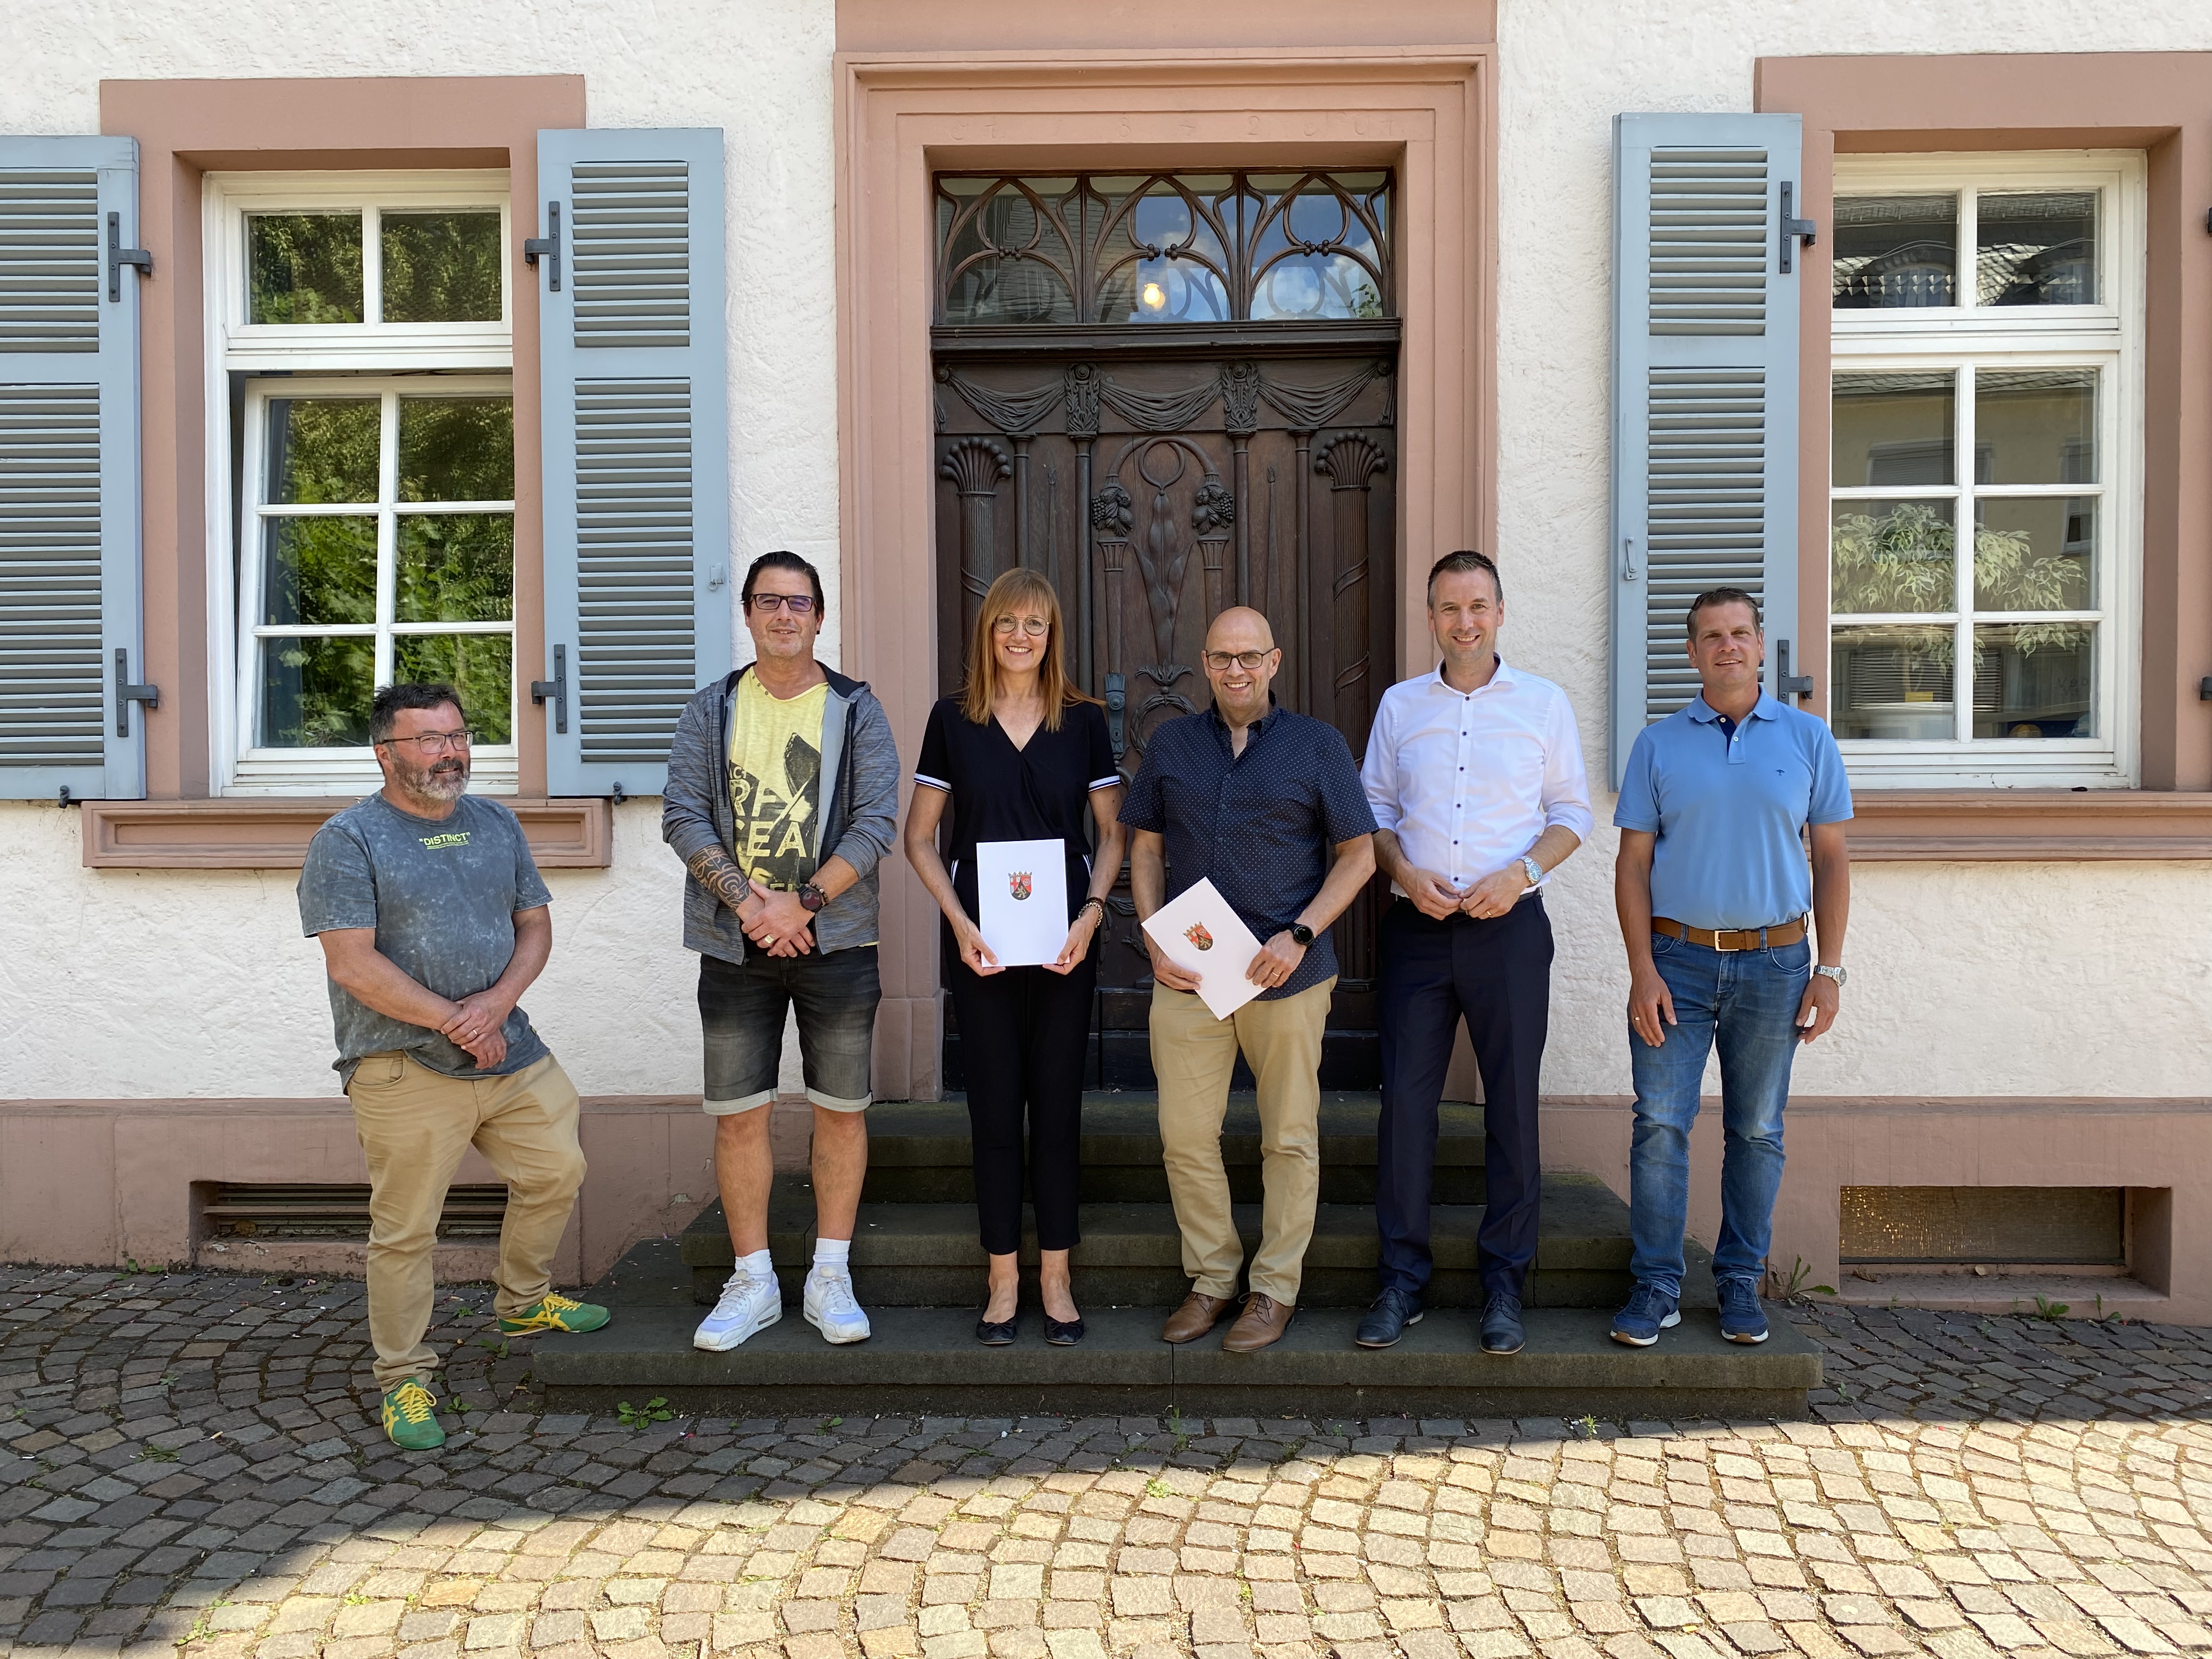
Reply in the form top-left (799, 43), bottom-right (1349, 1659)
top-left (391, 751), bottom-right (470, 805)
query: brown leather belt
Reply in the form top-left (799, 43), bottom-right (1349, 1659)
top-left (1652, 915), bottom-right (1808, 952)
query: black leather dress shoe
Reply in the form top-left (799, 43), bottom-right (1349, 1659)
top-left (1043, 1316), bottom-right (1085, 1346)
top-left (1355, 1288), bottom-right (1423, 1348)
top-left (975, 1311), bottom-right (1017, 1346)
top-left (1480, 1290), bottom-right (1525, 1355)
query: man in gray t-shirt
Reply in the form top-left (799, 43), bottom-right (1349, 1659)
top-left (297, 682), bottom-right (608, 1450)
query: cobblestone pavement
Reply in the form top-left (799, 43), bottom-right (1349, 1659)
top-left (4, 1267), bottom-right (2212, 1659)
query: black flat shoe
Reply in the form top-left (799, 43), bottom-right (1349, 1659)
top-left (1043, 1316), bottom-right (1085, 1346)
top-left (975, 1311), bottom-right (1018, 1346)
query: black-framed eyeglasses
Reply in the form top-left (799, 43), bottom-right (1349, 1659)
top-left (746, 592), bottom-right (817, 614)
top-left (377, 729), bottom-right (473, 755)
top-left (1202, 649), bottom-right (1276, 672)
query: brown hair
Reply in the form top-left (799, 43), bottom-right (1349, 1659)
top-left (961, 568), bottom-right (1098, 729)
top-left (1427, 548), bottom-right (1502, 602)
top-left (1685, 585), bottom-right (1762, 638)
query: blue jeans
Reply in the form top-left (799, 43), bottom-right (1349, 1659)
top-left (1627, 931), bottom-right (1810, 1297)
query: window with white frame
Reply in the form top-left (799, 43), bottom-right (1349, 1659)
top-left (206, 172), bottom-right (516, 793)
top-left (1829, 153), bottom-right (2142, 787)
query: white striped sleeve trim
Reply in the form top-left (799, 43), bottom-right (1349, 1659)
top-left (913, 772), bottom-right (952, 792)
top-left (1088, 775), bottom-right (1122, 791)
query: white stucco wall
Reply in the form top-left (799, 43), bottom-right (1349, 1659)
top-left (3, 0), bottom-right (2209, 1103)
top-left (1488, 0), bottom-right (2212, 1098)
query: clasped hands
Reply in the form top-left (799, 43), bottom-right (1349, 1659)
top-left (440, 990), bottom-right (515, 1068)
top-left (738, 888), bottom-right (816, 958)
top-left (1406, 862), bottom-right (1530, 923)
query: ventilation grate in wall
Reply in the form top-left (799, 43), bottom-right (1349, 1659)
top-left (202, 1183), bottom-right (509, 1241)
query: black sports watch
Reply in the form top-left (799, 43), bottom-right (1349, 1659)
top-left (798, 882), bottom-right (829, 913)
top-left (1289, 921), bottom-right (1316, 947)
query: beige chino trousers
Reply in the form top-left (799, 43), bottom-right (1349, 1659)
top-left (346, 1051), bottom-right (586, 1389)
top-left (1149, 976), bottom-right (1334, 1306)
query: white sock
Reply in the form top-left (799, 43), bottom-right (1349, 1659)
top-left (739, 1249), bottom-right (774, 1283)
top-left (812, 1237), bottom-right (851, 1275)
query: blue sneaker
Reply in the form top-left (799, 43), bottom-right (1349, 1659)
top-left (1610, 1283), bottom-right (1680, 1347)
top-left (1717, 1277), bottom-right (1770, 1344)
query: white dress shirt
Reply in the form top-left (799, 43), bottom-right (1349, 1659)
top-left (1360, 657), bottom-right (1594, 895)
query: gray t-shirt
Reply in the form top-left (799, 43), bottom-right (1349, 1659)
top-left (297, 793), bottom-right (553, 1085)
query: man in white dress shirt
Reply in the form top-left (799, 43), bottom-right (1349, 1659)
top-left (1357, 551), bottom-right (1593, 1355)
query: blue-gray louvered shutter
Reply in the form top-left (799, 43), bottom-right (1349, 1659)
top-left (534, 128), bottom-right (731, 798)
top-left (1609, 112), bottom-right (1806, 787)
top-left (0, 137), bottom-right (147, 800)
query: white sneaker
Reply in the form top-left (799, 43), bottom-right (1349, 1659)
top-left (803, 1268), bottom-right (872, 1344)
top-left (693, 1269), bottom-right (783, 1351)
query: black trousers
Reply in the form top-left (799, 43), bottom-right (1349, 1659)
top-left (1375, 896), bottom-right (1554, 1299)
top-left (949, 954), bottom-right (1096, 1256)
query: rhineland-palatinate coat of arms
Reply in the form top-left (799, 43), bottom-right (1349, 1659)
top-left (1184, 922), bottom-right (1214, 951)
top-left (1008, 871), bottom-right (1032, 901)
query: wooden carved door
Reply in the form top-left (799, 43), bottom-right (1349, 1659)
top-left (932, 346), bottom-right (1398, 1088)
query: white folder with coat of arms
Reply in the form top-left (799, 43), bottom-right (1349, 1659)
top-left (975, 839), bottom-right (1070, 967)
top-left (1139, 876), bottom-right (1266, 1021)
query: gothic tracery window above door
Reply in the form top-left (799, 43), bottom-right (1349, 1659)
top-left (935, 172), bottom-right (1393, 326)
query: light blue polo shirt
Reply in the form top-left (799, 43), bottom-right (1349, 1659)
top-left (1613, 693), bottom-right (1852, 931)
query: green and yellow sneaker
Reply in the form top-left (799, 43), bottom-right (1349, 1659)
top-left (380, 1376), bottom-right (446, 1450)
top-left (499, 1292), bottom-right (611, 1336)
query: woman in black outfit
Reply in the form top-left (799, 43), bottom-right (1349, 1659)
top-left (903, 568), bottom-right (1125, 1345)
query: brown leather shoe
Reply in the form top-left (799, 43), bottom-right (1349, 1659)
top-left (1221, 1294), bottom-right (1295, 1352)
top-left (1160, 1291), bottom-right (1233, 1344)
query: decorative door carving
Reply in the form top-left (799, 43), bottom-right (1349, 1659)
top-left (932, 341), bottom-right (1398, 1087)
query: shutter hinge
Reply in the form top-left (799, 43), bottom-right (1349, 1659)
top-left (114, 648), bottom-right (160, 736)
top-left (1776, 639), bottom-right (1814, 702)
top-left (523, 202), bottom-right (561, 292)
top-left (108, 213), bottom-right (153, 302)
top-left (610, 783), bottom-right (627, 806)
top-left (531, 643), bottom-right (568, 735)
top-left (2198, 675), bottom-right (2212, 700)
top-left (1104, 671), bottom-right (1127, 759)
top-left (1778, 183), bottom-right (1818, 275)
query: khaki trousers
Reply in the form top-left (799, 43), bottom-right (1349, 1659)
top-left (1149, 976), bottom-right (1333, 1306)
top-left (346, 1051), bottom-right (587, 1389)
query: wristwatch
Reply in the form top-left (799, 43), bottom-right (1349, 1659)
top-left (1289, 921), bottom-right (1316, 947)
top-left (1813, 964), bottom-right (1848, 988)
top-left (798, 882), bottom-right (829, 914)
top-left (1519, 855), bottom-right (1544, 888)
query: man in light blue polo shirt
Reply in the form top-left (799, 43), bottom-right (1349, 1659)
top-left (1610, 586), bottom-right (1852, 1348)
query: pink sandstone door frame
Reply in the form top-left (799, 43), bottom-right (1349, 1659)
top-left (833, 49), bottom-right (1498, 1101)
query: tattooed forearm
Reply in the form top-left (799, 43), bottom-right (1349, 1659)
top-left (685, 845), bottom-right (755, 915)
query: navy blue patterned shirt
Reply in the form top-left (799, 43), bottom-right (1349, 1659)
top-left (1120, 699), bottom-right (1378, 1000)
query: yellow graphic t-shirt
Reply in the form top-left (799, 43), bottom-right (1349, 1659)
top-left (727, 674), bottom-right (831, 891)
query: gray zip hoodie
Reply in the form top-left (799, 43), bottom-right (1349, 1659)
top-left (661, 664), bottom-right (901, 964)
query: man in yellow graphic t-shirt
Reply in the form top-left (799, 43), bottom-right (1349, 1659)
top-left (727, 675), bottom-right (828, 893)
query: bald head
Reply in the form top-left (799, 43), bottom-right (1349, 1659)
top-left (1205, 607), bottom-right (1275, 654)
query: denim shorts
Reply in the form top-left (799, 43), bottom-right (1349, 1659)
top-left (698, 946), bottom-right (881, 1116)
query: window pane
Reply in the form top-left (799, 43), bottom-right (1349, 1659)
top-left (248, 213), bottom-right (364, 324)
top-left (1830, 499), bottom-right (1956, 615)
top-left (396, 515), bottom-right (515, 622)
top-left (1832, 371), bottom-right (1954, 488)
top-left (380, 210), bottom-right (503, 323)
top-left (1973, 497), bottom-right (2096, 612)
top-left (264, 398), bottom-right (380, 504)
top-left (398, 397), bottom-right (515, 502)
top-left (1973, 623), bottom-right (2093, 738)
top-left (1832, 194), bottom-right (1957, 309)
top-left (394, 634), bottom-right (513, 743)
top-left (1977, 369), bottom-right (2096, 485)
top-left (1098, 180), bottom-right (1231, 324)
top-left (259, 634), bottom-right (374, 747)
top-left (1831, 624), bottom-right (1957, 740)
top-left (261, 517), bottom-right (377, 627)
top-left (938, 178), bottom-right (1079, 325)
top-left (1977, 191), bottom-right (2096, 306)
top-left (1248, 178), bottom-right (1389, 321)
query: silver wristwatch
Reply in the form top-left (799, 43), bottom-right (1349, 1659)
top-left (1813, 964), bottom-right (1848, 988)
top-left (1518, 855), bottom-right (1543, 888)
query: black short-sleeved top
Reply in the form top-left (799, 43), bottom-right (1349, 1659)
top-left (1118, 698), bottom-right (1378, 1000)
top-left (915, 696), bottom-right (1121, 924)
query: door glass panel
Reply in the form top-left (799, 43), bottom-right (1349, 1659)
top-left (1973, 623), bottom-right (2093, 738)
top-left (262, 517), bottom-right (377, 627)
top-left (1832, 371), bottom-right (1954, 487)
top-left (380, 210), bottom-right (503, 323)
top-left (1973, 497), bottom-right (2096, 612)
top-left (394, 634), bottom-right (514, 743)
top-left (1977, 190), bottom-right (2096, 306)
top-left (1830, 624), bottom-right (1956, 740)
top-left (1833, 194), bottom-right (1957, 309)
top-left (264, 398), bottom-right (380, 504)
top-left (259, 634), bottom-right (375, 747)
top-left (1977, 369), bottom-right (2095, 485)
top-left (1831, 499), bottom-right (1956, 614)
top-left (248, 213), bottom-right (365, 324)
